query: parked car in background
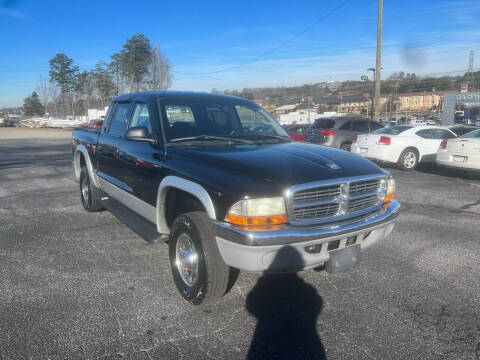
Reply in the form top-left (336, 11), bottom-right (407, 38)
top-left (448, 125), bottom-right (478, 137)
top-left (351, 125), bottom-right (457, 170)
top-left (283, 124), bottom-right (309, 141)
top-left (89, 120), bottom-right (103, 128)
top-left (305, 117), bottom-right (383, 151)
top-left (437, 128), bottom-right (480, 171)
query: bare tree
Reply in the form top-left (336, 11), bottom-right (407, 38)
top-left (36, 76), bottom-right (50, 116)
top-left (48, 82), bottom-right (59, 116)
top-left (149, 43), bottom-right (173, 91)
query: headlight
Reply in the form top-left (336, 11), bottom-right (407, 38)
top-left (225, 197), bottom-right (287, 229)
top-left (384, 177), bottom-right (395, 204)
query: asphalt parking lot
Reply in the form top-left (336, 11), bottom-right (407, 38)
top-left (1, 134), bottom-right (479, 359)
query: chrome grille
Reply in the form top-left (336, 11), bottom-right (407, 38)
top-left (293, 203), bottom-right (339, 220)
top-left (293, 185), bottom-right (341, 203)
top-left (349, 179), bottom-right (381, 196)
top-left (348, 194), bottom-right (379, 211)
top-left (287, 175), bottom-right (386, 224)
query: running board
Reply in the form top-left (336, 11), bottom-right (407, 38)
top-left (101, 197), bottom-right (168, 244)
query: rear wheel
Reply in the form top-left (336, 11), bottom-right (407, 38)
top-left (169, 211), bottom-right (230, 305)
top-left (79, 166), bottom-right (104, 212)
top-left (397, 148), bottom-right (419, 170)
top-left (340, 142), bottom-right (352, 152)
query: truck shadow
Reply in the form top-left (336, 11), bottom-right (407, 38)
top-left (245, 246), bottom-right (326, 360)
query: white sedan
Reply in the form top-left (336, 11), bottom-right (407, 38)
top-left (436, 128), bottom-right (480, 171)
top-left (351, 125), bottom-right (457, 170)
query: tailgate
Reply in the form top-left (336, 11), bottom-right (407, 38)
top-left (356, 134), bottom-right (382, 147)
top-left (446, 139), bottom-right (480, 155)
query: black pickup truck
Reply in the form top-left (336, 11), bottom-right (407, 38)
top-left (72, 91), bottom-right (400, 305)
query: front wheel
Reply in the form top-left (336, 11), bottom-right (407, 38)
top-left (169, 211), bottom-right (230, 305)
top-left (397, 148), bottom-right (419, 170)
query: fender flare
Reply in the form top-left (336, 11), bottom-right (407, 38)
top-left (156, 176), bottom-right (216, 234)
top-left (74, 145), bottom-right (100, 187)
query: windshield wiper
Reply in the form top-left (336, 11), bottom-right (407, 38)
top-left (240, 134), bottom-right (292, 142)
top-left (169, 135), bottom-right (254, 144)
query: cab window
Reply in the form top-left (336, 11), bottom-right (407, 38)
top-left (108, 102), bottom-right (131, 136)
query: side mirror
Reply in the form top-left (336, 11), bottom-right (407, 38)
top-left (125, 126), bottom-right (155, 143)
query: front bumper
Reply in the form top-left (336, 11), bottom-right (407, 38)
top-left (214, 200), bottom-right (400, 272)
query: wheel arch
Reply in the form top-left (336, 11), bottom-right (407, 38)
top-left (156, 176), bottom-right (216, 235)
top-left (74, 145), bottom-right (100, 187)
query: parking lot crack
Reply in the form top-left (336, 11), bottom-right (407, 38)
top-left (459, 199), bottom-right (480, 211)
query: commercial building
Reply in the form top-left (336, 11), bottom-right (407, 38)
top-left (442, 92), bottom-right (480, 126)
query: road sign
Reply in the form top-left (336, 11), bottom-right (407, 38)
top-left (361, 75), bottom-right (369, 81)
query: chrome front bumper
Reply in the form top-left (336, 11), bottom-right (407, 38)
top-left (214, 200), bottom-right (400, 272)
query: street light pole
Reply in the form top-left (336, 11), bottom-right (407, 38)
top-left (374, 0), bottom-right (383, 122)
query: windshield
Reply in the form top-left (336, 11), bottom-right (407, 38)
top-left (161, 100), bottom-right (289, 143)
top-left (374, 125), bottom-right (412, 135)
top-left (461, 129), bottom-right (480, 138)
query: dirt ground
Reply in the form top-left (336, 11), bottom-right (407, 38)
top-left (0, 127), bottom-right (73, 139)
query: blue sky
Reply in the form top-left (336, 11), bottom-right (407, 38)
top-left (1, 0), bottom-right (480, 107)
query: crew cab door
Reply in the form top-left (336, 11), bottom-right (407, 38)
top-left (97, 101), bottom-right (132, 191)
top-left (119, 100), bottom-right (165, 208)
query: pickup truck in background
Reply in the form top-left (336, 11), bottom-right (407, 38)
top-left (71, 92), bottom-right (400, 305)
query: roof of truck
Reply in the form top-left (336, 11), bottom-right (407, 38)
top-left (113, 91), bottom-right (247, 102)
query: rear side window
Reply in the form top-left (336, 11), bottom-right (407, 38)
top-left (129, 103), bottom-right (152, 134)
top-left (313, 119), bottom-right (335, 129)
top-left (339, 121), bottom-right (352, 130)
top-left (432, 129), bottom-right (456, 139)
top-left (369, 121), bottom-right (383, 132)
top-left (375, 126), bottom-right (412, 135)
top-left (108, 102), bottom-right (131, 136)
top-left (449, 127), bottom-right (474, 137)
top-left (461, 129), bottom-right (480, 138)
top-left (416, 129), bottom-right (434, 139)
top-left (352, 120), bottom-right (369, 132)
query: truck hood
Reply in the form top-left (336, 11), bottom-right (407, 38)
top-left (167, 142), bottom-right (385, 190)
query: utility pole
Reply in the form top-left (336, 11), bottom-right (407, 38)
top-left (468, 50), bottom-right (474, 91)
top-left (367, 67), bottom-right (376, 120)
top-left (374, 0), bottom-right (383, 122)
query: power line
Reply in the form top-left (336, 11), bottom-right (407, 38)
top-left (179, 0), bottom-right (350, 76)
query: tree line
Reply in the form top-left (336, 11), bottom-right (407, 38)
top-left (211, 71), bottom-right (474, 106)
top-left (23, 33), bottom-right (173, 117)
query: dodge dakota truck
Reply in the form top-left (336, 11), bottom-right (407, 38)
top-left (72, 92), bottom-right (400, 305)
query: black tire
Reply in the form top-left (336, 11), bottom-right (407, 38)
top-left (169, 211), bottom-right (230, 305)
top-left (397, 148), bottom-right (419, 170)
top-left (79, 166), bottom-right (105, 212)
top-left (340, 142), bottom-right (352, 152)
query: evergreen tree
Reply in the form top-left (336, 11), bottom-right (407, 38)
top-left (93, 61), bottom-right (115, 103)
top-left (49, 53), bottom-right (79, 94)
top-left (118, 33), bottom-right (153, 92)
top-left (23, 91), bottom-right (44, 116)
